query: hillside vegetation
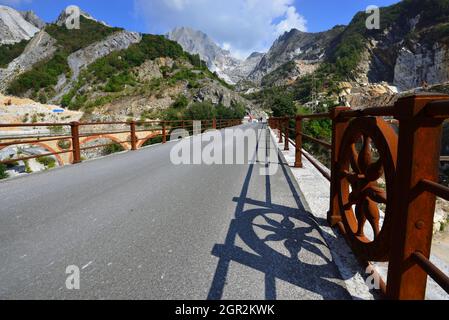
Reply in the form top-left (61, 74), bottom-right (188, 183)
top-left (6, 16), bottom-right (121, 99)
top-left (0, 39), bottom-right (29, 68)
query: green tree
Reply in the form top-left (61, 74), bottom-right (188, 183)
top-left (185, 101), bottom-right (217, 120)
top-left (271, 93), bottom-right (296, 117)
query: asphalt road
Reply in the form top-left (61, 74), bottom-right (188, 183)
top-left (0, 124), bottom-right (351, 300)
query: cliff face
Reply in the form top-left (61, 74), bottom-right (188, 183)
top-left (345, 0), bottom-right (449, 90)
top-left (166, 27), bottom-right (264, 84)
top-left (19, 10), bottom-right (46, 29)
top-left (0, 5), bottom-right (40, 44)
top-left (0, 31), bottom-right (57, 91)
top-left (248, 27), bottom-right (344, 84)
top-left (394, 44), bottom-right (449, 91)
top-left (51, 31), bottom-right (142, 103)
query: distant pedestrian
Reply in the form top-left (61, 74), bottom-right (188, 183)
top-left (421, 80), bottom-right (429, 91)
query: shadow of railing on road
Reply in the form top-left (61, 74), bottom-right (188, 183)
top-left (207, 127), bottom-right (354, 300)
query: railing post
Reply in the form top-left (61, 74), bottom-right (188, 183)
top-left (386, 94), bottom-right (449, 300)
top-left (284, 117), bottom-right (290, 151)
top-left (130, 121), bottom-right (137, 151)
top-left (294, 116), bottom-right (303, 168)
top-left (328, 107), bottom-right (351, 227)
top-left (213, 118), bottom-right (217, 129)
top-left (162, 121), bottom-right (167, 144)
top-left (70, 121), bottom-right (81, 164)
top-left (278, 119), bottom-right (283, 144)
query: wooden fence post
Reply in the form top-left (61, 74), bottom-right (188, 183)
top-left (386, 94), bottom-right (449, 300)
top-left (70, 121), bottom-right (81, 164)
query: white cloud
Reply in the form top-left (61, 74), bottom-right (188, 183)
top-left (134, 0), bottom-right (307, 59)
top-left (275, 6), bottom-right (307, 35)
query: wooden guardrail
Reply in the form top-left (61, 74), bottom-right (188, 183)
top-left (270, 93), bottom-right (449, 300)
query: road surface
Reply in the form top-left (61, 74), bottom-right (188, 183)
top-left (0, 124), bottom-right (352, 299)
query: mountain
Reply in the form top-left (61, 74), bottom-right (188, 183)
top-left (0, 5), bottom-right (40, 44)
top-left (55, 7), bottom-right (110, 28)
top-left (246, 0), bottom-right (449, 112)
top-left (166, 27), bottom-right (263, 84)
top-left (248, 26), bottom-right (345, 85)
top-left (342, 0), bottom-right (449, 91)
top-left (19, 10), bottom-right (46, 29)
top-left (0, 7), bottom-right (255, 124)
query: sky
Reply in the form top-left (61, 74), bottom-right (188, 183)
top-left (0, 0), bottom-right (401, 59)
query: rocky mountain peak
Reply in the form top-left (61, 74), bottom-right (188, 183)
top-left (0, 5), bottom-right (40, 44)
top-left (167, 26), bottom-right (265, 85)
top-left (248, 26), bottom-right (345, 83)
top-left (19, 10), bottom-right (46, 29)
top-left (55, 7), bottom-right (109, 27)
top-left (246, 52), bottom-right (264, 60)
top-left (167, 27), bottom-right (233, 67)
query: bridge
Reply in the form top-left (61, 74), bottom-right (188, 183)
top-left (0, 119), bottom-right (239, 166)
top-left (0, 94), bottom-right (449, 300)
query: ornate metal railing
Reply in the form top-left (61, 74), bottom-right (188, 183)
top-left (0, 119), bottom-right (241, 166)
top-left (269, 93), bottom-right (449, 300)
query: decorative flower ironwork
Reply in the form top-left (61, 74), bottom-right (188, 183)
top-left (337, 117), bottom-right (397, 261)
top-left (342, 136), bottom-right (387, 239)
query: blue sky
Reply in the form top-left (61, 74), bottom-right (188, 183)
top-left (1, 0), bottom-right (401, 57)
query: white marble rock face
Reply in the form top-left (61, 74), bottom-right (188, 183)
top-left (0, 5), bottom-right (40, 45)
top-left (394, 44), bottom-right (449, 91)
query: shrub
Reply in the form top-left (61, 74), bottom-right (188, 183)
top-left (104, 143), bottom-right (125, 155)
top-left (0, 164), bottom-right (9, 179)
top-left (172, 95), bottom-right (189, 109)
top-left (58, 140), bottom-right (71, 150)
top-left (185, 101), bottom-right (217, 120)
top-left (0, 39), bottom-right (29, 68)
top-left (36, 156), bottom-right (56, 169)
top-left (24, 160), bottom-right (32, 173)
top-left (61, 91), bottom-right (75, 107)
top-left (142, 136), bottom-right (164, 147)
top-left (48, 126), bottom-right (65, 134)
top-left (104, 72), bottom-right (135, 92)
top-left (7, 17), bottom-right (120, 97)
top-left (7, 52), bottom-right (70, 96)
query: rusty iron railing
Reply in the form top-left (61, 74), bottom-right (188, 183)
top-left (269, 94), bottom-right (449, 300)
top-left (0, 119), bottom-right (241, 166)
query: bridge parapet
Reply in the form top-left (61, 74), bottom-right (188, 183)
top-left (0, 119), bottom-right (241, 166)
top-left (270, 93), bottom-right (449, 300)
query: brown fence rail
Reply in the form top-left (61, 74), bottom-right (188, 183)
top-left (269, 93), bottom-right (449, 300)
top-left (0, 119), bottom-right (241, 165)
